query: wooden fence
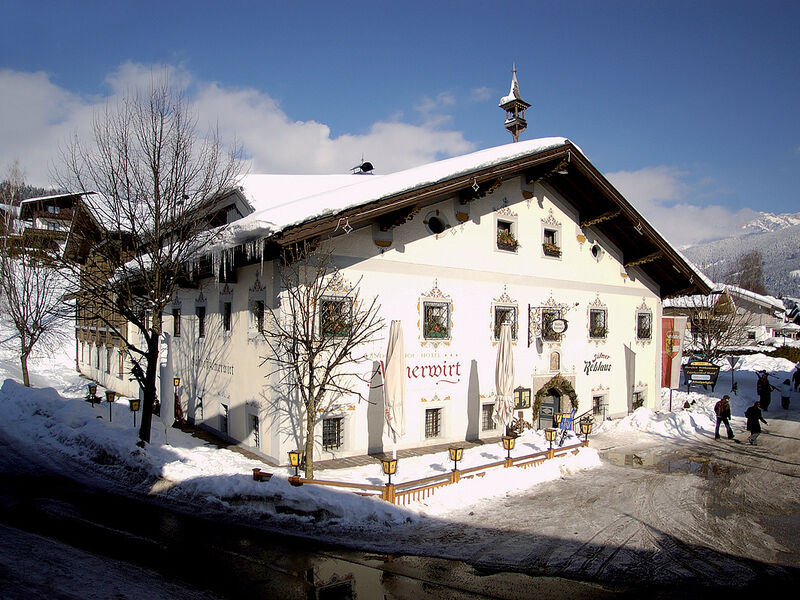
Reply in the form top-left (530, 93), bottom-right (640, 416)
top-left (280, 440), bottom-right (588, 505)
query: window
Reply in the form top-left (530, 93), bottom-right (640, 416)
top-left (118, 352), bottom-right (124, 379)
top-left (593, 395), bottom-right (606, 418)
top-left (220, 403), bottom-right (229, 435)
top-left (106, 348), bottom-right (112, 374)
top-left (196, 306), bottom-right (206, 338)
top-left (322, 417), bottom-right (343, 450)
top-left (425, 408), bottom-right (442, 438)
top-left (747, 331), bottom-right (757, 340)
top-left (423, 301), bottom-right (450, 339)
top-left (424, 210), bottom-right (449, 235)
top-left (252, 300), bottom-right (265, 334)
top-left (319, 297), bottom-right (352, 338)
top-left (550, 351), bottom-right (560, 371)
top-left (481, 404), bottom-right (496, 431)
top-left (636, 312), bottom-right (652, 340)
top-left (250, 415), bottom-right (260, 449)
top-left (172, 308), bottom-right (181, 337)
top-left (496, 220), bottom-right (518, 251)
top-left (81, 342), bottom-right (85, 363)
top-left (494, 305), bottom-right (518, 340)
top-left (223, 302), bottom-right (232, 332)
top-left (95, 345), bottom-right (101, 368)
top-left (543, 228), bottom-right (561, 257)
top-left (589, 308), bottom-right (608, 339)
top-left (542, 308), bottom-right (563, 342)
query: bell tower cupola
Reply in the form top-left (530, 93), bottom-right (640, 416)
top-left (499, 65), bottom-right (531, 142)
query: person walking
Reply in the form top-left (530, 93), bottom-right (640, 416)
top-left (757, 372), bottom-right (774, 411)
top-left (714, 395), bottom-right (735, 440)
top-left (793, 366), bottom-right (800, 392)
top-left (780, 378), bottom-right (792, 410)
top-left (745, 400), bottom-right (768, 445)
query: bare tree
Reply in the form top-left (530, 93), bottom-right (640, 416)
top-left (56, 78), bottom-right (241, 444)
top-left (0, 164), bottom-right (70, 386)
top-left (262, 242), bottom-right (383, 478)
top-left (684, 290), bottom-right (750, 360)
top-left (727, 250), bottom-right (767, 296)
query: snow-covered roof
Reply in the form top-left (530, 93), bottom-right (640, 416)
top-left (663, 283), bottom-right (784, 312)
top-left (721, 284), bottom-right (784, 311)
top-left (20, 191), bottom-right (92, 205)
top-left (215, 137), bottom-right (572, 250)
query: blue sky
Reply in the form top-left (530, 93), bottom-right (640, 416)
top-left (1, 0), bottom-right (798, 246)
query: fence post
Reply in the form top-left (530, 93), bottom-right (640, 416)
top-left (504, 457), bottom-right (514, 468)
top-left (450, 471), bottom-right (461, 484)
top-left (382, 483), bottom-right (396, 503)
top-left (546, 449), bottom-right (554, 460)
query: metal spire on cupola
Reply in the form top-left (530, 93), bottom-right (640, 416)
top-left (499, 64), bottom-right (531, 142)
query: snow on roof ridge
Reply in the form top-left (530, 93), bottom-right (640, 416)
top-left (213, 137), bottom-right (574, 250)
top-left (719, 284), bottom-right (785, 310)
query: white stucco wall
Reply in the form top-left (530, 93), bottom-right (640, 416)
top-left (147, 176), bottom-right (663, 465)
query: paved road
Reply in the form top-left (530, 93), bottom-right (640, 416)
top-left (329, 410), bottom-right (800, 596)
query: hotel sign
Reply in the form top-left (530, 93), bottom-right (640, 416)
top-left (682, 359), bottom-right (720, 390)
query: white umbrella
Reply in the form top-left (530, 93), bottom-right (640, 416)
top-left (384, 320), bottom-right (406, 458)
top-left (493, 322), bottom-right (515, 433)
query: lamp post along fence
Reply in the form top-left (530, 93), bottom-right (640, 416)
top-left (105, 390), bottom-right (115, 422)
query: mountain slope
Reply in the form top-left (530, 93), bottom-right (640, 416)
top-left (682, 215), bottom-right (800, 298)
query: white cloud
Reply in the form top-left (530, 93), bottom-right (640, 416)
top-left (606, 166), bottom-right (758, 247)
top-left (0, 64), bottom-right (474, 187)
top-left (470, 87), bottom-right (492, 102)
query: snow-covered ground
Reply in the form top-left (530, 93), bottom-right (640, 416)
top-left (2, 327), bottom-right (800, 591)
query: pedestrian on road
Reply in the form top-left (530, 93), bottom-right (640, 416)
top-left (757, 372), bottom-right (775, 411)
top-left (745, 401), bottom-right (768, 445)
top-left (714, 395), bottom-right (735, 440)
top-left (793, 367), bottom-right (800, 392)
top-left (780, 378), bottom-right (792, 410)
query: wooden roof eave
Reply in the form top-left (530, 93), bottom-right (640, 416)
top-left (564, 152), bottom-right (711, 297)
top-left (274, 145), bottom-right (571, 246)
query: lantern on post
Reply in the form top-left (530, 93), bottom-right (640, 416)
top-left (105, 390), bottom-right (115, 422)
top-left (580, 419), bottom-right (593, 446)
top-left (288, 450), bottom-right (300, 477)
top-left (129, 398), bottom-right (140, 427)
top-left (87, 383), bottom-right (99, 407)
top-left (501, 435), bottom-right (515, 467)
top-left (545, 428), bottom-right (557, 458)
top-left (381, 457), bottom-right (398, 485)
top-left (448, 446), bottom-right (463, 471)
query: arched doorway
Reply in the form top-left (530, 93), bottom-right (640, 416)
top-left (534, 374), bottom-right (579, 429)
top-left (538, 388), bottom-right (561, 429)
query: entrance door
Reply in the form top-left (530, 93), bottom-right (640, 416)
top-left (538, 389), bottom-right (561, 429)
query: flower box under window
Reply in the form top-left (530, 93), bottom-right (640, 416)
top-left (496, 221), bottom-right (519, 251)
top-left (542, 241), bottom-right (562, 257)
top-left (320, 297), bottom-right (352, 338)
top-left (423, 301), bottom-right (450, 339)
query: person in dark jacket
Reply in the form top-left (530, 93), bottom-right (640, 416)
top-left (714, 395), bottom-right (735, 440)
top-left (793, 367), bottom-right (800, 392)
top-left (756, 372), bottom-right (775, 411)
top-left (745, 401), bottom-right (768, 445)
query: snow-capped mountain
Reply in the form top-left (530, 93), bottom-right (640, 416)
top-left (739, 212), bottom-right (800, 235)
top-left (682, 212), bottom-right (800, 298)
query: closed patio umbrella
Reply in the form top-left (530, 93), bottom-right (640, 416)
top-left (384, 320), bottom-right (406, 458)
top-left (493, 322), bottom-right (515, 433)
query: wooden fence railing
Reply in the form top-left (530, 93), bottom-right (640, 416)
top-left (281, 440), bottom-right (588, 505)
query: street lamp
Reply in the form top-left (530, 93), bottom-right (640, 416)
top-left (288, 450), bottom-right (300, 477)
top-left (381, 457), bottom-right (398, 485)
top-left (129, 398), bottom-right (140, 427)
top-left (545, 428), bottom-right (557, 451)
top-left (105, 390), bottom-right (115, 422)
top-left (580, 419), bottom-right (593, 445)
top-left (501, 435), bottom-right (515, 460)
top-left (87, 383), bottom-right (98, 407)
top-left (553, 412), bottom-right (564, 427)
top-left (173, 377), bottom-right (181, 423)
top-left (448, 446), bottom-right (463, 471)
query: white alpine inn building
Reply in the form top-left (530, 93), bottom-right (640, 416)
top-left (76, 137), bottom-right (710, 466)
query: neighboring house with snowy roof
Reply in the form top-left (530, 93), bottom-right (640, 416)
top-left (664, 284), bottom-right (785, 344)
top-left (76, 137), bottom-right (710, 466)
